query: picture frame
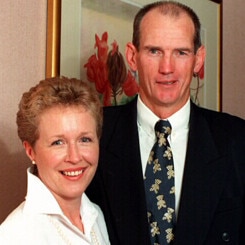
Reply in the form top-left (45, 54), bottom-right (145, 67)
top-left (46, 0), bottom-right (222, 111)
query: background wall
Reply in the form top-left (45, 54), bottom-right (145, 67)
top-left (0, 0), bottom-right (46, 222)
top-left (222, 0), bottom-right (245, 118)
top-left (0, 0), bottom-right (244, 223)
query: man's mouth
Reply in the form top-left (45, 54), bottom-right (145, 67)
top-left (156, 80), bottom-right (177, 85)
top-left (164, 81), bottom-right (176, 84)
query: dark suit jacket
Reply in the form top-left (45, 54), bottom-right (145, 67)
top-left (86, 97), bottom-right (245, 245)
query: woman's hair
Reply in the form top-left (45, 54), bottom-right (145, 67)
top-left (132, 1), bottom-right (202, 53)
top-left (17, 77), bottom-right (103, 146)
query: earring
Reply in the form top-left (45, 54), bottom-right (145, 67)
top-left (32, 160), bottom-right (36, 165)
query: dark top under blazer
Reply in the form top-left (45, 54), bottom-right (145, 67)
top-left (86, 97), bottom-right (245, 245)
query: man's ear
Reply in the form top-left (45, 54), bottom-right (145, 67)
top-left (194, 45), bottom-right (206, 74)
top-left (125, 42), bottom-right (138, 72)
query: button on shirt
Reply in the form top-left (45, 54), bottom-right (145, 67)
top-left (137, 96), bottom-right (190, 215)
top-left (0, 167), bottom-right (110, 245)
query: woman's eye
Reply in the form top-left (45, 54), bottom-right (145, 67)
top-left (81, 137), bottom-right (92, 143)
top-left (51, 140), bottom-right (63, 146)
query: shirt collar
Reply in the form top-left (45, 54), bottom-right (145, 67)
top-left (24, 167), bottom-right (98, 219)
top-left (24, 166), bottom-right (62, 215)
top-left (137, 95), bottom-right (190, 135)
top-left (168, 99), bottom-right (190, 134)
top-left (137, 95), bottom-right (159, 137)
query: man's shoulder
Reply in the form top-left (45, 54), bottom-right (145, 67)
top-left (103, 97), bottom-right (137, 120)
top-left (192, 103), bottom-right (245, 127)
top-left (100, 98), bottom-right (138, 142)
top-left (193, 105), bottom-right (245, 145)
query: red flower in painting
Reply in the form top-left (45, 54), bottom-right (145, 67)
top-left (95, 32), bottom-right (109, 63)
top-left (123, 71), bottom-right (139, 97)
top-left (84, 55), bottom-right (107, 93)
top-left (84, 32), bottom-right (139, 106)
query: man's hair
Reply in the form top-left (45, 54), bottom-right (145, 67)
top-left (132, 1), bottom-right (202, 53)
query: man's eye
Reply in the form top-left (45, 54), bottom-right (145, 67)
top-left (174, 50), bottom-right (188, 56)
top-left (51, 140), bottom-right (63, 146)
top-left (149, 48), bottom-right (161, 56)
top-left (150, 49), bottom-right (158, 54)
top-left (175, 50), bottom-right (192, 57)
top-left (179, 50), bottom-right (187, 55)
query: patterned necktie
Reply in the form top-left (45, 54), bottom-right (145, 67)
top-left (144, 120), bottom-right (175, 245)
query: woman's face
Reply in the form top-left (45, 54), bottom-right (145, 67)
top-left (24, 106), bottom-right (99, 203)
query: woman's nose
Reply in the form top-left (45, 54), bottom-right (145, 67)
top-left (65, 144), bottom-right (81, 163)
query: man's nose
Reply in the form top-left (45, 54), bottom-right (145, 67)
top-left (158, 54), bottom-right (174, 74)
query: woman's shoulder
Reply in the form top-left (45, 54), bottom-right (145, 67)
top-left (1, 202), bottom-right (25, 228)
top-left (1, 201), bottom-right (48, 236)
top-left (0, 202), bottom-right (29, 243)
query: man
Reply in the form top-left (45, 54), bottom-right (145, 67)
top-left (86, 1), bottom-right (245, 244)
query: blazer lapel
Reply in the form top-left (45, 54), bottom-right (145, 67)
top-left (101, 98), bottom-right (150, 244)
top-left (175, 104), bottom-right (229, 244)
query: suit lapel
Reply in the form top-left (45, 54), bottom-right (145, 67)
top-left (175, 104), bottom-right (229, 244)
top-left (101, 98), bottom-right (150, 244)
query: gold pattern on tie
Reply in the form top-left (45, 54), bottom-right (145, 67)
top-left (144, 120), bottom-right (175, 245)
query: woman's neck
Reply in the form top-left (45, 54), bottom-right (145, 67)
top-left (55, 195), bottom-right (85, 233)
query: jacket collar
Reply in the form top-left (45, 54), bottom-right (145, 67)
top-left (175, 102), bottom-right (228, 243)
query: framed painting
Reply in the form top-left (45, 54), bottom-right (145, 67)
top-left (46, 0), bottom-right (222, 110)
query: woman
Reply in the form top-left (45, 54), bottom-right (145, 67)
top-left (0, 77), bottom-right (110, 244)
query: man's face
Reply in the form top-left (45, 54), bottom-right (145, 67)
top-left (128, 10), bottom-right (205, 117)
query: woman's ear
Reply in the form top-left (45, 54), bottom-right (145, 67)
top-left (194, 45), bottom-right (206, 74)
top-left (23, 141), bottom-right (35, 162)
top-left (125, 42), bottom-right (138, 72)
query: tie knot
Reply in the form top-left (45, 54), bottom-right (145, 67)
top-left (154, 120), bottom-right (172, 138)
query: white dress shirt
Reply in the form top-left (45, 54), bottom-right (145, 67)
top-left (137, 96), bottom-right (190, 215)
top-left (0, 167), bottom-right (110, 245)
